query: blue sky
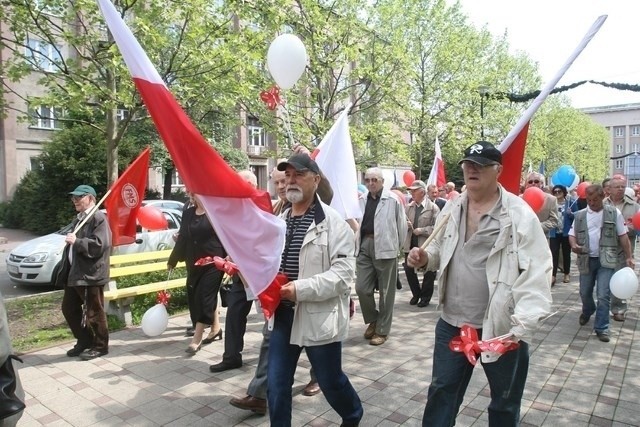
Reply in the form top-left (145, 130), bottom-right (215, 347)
top-left (454, 0), bottom-right (640, 108)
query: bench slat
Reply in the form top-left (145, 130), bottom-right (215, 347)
top-left (105, 278), bottom-right (186, 301)
top-left (110, 261), bottom-right (185, 278)
top-left (110, 249), bottom-right (173, 265)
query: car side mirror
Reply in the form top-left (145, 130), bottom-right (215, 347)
top-left (135, 239), bottom-right (143, 244)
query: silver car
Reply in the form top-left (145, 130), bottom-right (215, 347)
top-left (5, 208), bottom-right (182, 286)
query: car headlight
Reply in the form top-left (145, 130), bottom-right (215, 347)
top-left (23, 252), bottom-right (49, 263)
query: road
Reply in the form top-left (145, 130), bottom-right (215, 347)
top-left (0, 227), bottom-right (51, 299)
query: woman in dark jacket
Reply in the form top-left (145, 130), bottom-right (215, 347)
top-left (168, 193), bottom-right (225, 353)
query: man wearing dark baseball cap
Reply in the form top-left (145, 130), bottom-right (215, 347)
top-left (68, 184), bottom-right (97, 198)
top-left (407, 140), bottom-right (551, 426)
top-left (277, 153), bottom-right (321, 175)
top-left (457, 140), bottom-right (502, 166)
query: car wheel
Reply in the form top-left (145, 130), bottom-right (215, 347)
top-left (51, 262), bottom-right (63, 289)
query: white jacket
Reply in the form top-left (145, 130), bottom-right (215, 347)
top-left (285, 200), bottom-right (356, 347)
top-left (357, 189), bottom-right (407, 259)
top-left (425, 186), bottom-right (553, 362)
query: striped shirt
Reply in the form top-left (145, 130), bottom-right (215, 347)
top-left (281, 205), bottom-right (315, 281)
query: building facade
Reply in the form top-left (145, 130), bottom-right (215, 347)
top-left (583, 103), bottom-right (640, 186)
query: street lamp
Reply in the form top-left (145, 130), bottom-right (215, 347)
top-left (478, 85), bottom-right (490, 139)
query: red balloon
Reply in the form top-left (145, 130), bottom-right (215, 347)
top-left (576, 181), bottom-right (590, 199)
top-left (403, 170), bottom-right (416, 186)
top-left (137, 205), bottom-right (168, 230)
top-left (391, 189), bottom-right (407, 207)
top-left (632, 211), bottom-right (640, 230)
top-left (522, 187), bottom-right (545, 213)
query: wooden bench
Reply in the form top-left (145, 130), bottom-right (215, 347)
top-left (105, 250), bottom-right (186, 326)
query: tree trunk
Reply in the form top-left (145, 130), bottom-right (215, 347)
top-left (163, 167), bottom-right (174, 199)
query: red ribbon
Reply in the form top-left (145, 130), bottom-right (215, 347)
top-left (449, 325), bottom-right (519, 366)
top-left (260, 85), bottom-right (284, 111)
top-left (194, 256), bottom-right (238, 275)
top-left (156, 290), bottom-right (171, 306)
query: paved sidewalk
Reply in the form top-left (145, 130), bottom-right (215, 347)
top-left (16, 272), bottom-right (640, 426)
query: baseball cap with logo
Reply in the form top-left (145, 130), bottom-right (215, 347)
top-left (407, 180), bottom-right (426, 190)
top-left (458, 141), bottom-right (502, 166)
top-left (69, 184), bottom-right (97, 197)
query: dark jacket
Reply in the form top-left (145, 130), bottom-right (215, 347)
top-left (55, 209), bottom-right (112, 287)
top-left (168, 206), bottom-right (226, 270)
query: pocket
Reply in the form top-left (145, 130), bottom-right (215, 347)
top-left (304, 299), bottom-right (338, 341)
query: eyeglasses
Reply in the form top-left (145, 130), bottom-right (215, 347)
top-left (528, 180), bottom-right (541, 184)
top-left (552, 190), bottom-right (562, 194)
top-left (461, 161), bottom-right (497, 170)
top-left (364, 178), bottom-right (379, 183)
top-left (71, 195), bottom-right (87, 201)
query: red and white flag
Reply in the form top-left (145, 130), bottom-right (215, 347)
top-left (104, 147), bottom-right (150, 246)
top-left (311, 104), bottom-right (362, 220)
top-left (426, 135), bottom-right (446, 189)
top-left (497, 15), bottom-right (607, 194)
top-left (97, 0), bottom-right (286, 300)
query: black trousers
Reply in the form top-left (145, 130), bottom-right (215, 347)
top-left (549, 234), bottom-right (571, 276)
top-left (404, 254), bottom-right (435, 302)
top-left (62, 286), bottom-right (109, 351)
top-left (222, 278), bottom-right (253, 363)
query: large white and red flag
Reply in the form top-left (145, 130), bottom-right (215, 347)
top-left (97, 0), bottom-right (286, 301)
top-left (104, 147), bottom-right (150, 246)
top-left (426, 135), bottom-right (446, 188)
top-left (311, 104), bottom-right (362, 220)
top-left (497, 15), bottom-right (607, 194)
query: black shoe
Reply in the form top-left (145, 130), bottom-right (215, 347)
top-left (417, 299), bottom-right (429, 308)
top-left (596, 332), bottom-right (610, 343)
top-left (396, 280), bottom-right (402, 290)
top-left (209, 360), bottom-right (242, 373)
top-left (202, 329), bottom-right (223, 344)
top-left (79, 349), bottom-right (108, 360)
top-left (185, 327), bottom-right (195, 337)
top-left (579, 314), bottom-right (589, 326)
top-left (66, 343), bottom-right (90, 357)
top-left (409, 296), bottom-right (419, 305)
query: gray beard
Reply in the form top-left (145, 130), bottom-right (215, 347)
top-left (286, 190), bottom-right (303, 204)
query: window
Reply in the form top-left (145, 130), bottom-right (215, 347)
top-left (29, 157), bottom-right (41, 171)
top-left (633, 143), bottom-right (640, 153)
top-left (25, 39), bottom-right (62, 72)
top-left (615, 127), bottom-right (625, 138)
top-left (116, 109), bottom-right (129, 122)
top-left (247, 117), bottom-right (265, 146)
top-left (615, 159), bottom-right (624, 169)
top-left (633, 126), bottom-right (640, 136)
top-left (616, 144), bottom-right (623, 154)
top-left (171, 169), bottom-right (184, 186)
top-left (29, 106), bottom-right (63, 130)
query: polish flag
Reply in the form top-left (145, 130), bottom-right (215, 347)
top-left (104, 147), bottom-right (150, 246)
top-left (497, 15), bottom-right (607, 194)
top-left (311, 105), bottom-right (362, 220)
top-left (97, 0), bottom-right (286, 301)
top-left (426, 135), bottom-right (446, 188)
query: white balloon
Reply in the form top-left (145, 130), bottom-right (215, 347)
top-left (610, 267), bottom-right (639, 299)
top-left (141, 303), bottom-right (169, 337)
top-left (267, 34), bottom-right (307, 89)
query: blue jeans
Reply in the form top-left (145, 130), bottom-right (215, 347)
top-left (267, 305), bottom-right (363, 427)
top-left (423, 318), bottom-right (530, 427)
top-left (579, 257), bottom-right (614, 333)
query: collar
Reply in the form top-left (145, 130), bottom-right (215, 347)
top-left (367, 189), bottom-right (383, 200)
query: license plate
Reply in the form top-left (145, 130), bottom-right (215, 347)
top-left (7, 265), bottom-right (18, 274)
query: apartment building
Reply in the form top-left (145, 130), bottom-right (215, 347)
top-left (582, 103), bottom-right (640, 186)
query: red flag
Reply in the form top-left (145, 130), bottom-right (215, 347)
top-left (426, 135), bottom-right (446, 188)
top-left (104, 147), bottom-right (150, 246)
top-left (497, 16), bottom-right (607, 193)
top-left (97, 0), bottom-right (286, 313)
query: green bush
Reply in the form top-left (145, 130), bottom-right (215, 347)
top-left (0, 201), bottom-right (8, 224)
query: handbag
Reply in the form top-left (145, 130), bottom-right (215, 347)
top-left (0, 355), bottom-right (25, 420)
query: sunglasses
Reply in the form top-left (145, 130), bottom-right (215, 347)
top-left (552, 190), bottom-right (563, 194)
top-left (364, 178), bottom-right (379, 183)
top-left (528, 180), bottom-right (541, 184)
top-left (70, 195), bottom-right (87, 201)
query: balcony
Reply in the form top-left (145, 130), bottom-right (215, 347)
top-left (247, 145), bottom-right (265, 156)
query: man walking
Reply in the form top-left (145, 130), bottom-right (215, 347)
top-left (569, 184), bottom-right (634, 342)
top-left (525, 172), bottom-right (559, 239)
top-left (408, 141), bottom-right (552, 426)
top-left (267, 153), bottom-right (362, 426)
top-left (356, 167), bottom-right (406, 346)
top-left (403, 180), bottom-right (439, 307)
top-left (604, 175), bottom-right (639, 321)
top-left (57, 185), bottom-right (112, 360)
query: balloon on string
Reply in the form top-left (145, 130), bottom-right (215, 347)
top-left (141, 303), bottom-right (169, 337)
top-left (266, 34), bottom-right (308, 89)
top-left (357, 184), bottom-right (366, 194)
top-left (402, 170), bottom-right (416, 186)
top-left (138, 206), bottom-right (168, 230)
top-left (632, 211), bottom-right (640, 230)
top-left (552, 165), bottom-right (577, 187)
top-left (522, 187), bottom-right (545, 213)
top-left (576, 181), bottom-right (590, 199)
top-left (609, 267), bottom-right (639, 299)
